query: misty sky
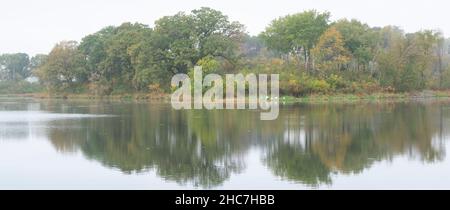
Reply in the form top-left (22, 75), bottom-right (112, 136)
top-left (1, 0), bottom-right (449, 55)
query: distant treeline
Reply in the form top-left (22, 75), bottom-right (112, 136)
top-left (1, 7), bottom-right (450, 96)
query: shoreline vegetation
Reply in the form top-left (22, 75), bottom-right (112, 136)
top-left (1, 8), bottom-right (450, 100)
top-left (4, 90), bottom-right (450, 104)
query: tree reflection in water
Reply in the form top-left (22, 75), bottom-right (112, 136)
top-left (41, 101), bottom-right (449, 188)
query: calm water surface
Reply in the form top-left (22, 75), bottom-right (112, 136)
top-left (1, 98), bottom-right (450, 189)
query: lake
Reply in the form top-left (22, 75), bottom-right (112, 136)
top-left (1, 98), bottom-right (450, 190)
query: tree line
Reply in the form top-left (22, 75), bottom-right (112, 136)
top-left (2, 7), bottom-right (450, 96)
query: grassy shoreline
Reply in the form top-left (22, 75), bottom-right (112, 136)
top-left (3, 90), bottom-right (450, 104)
top-left (281, 91), bottom-right (450, 103)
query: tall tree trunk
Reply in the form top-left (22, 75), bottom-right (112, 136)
top-left (304, 50), bottom-right (308, 72)
top-left (438, 45), bottom-right (443, 88)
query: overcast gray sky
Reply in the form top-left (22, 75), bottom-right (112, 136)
top-left (1, 0), bottom-right (449, 55)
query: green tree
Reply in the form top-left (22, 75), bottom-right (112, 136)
top-left (79, 23), bottom-right (152, 93)
top-left (261, 10), bottom-right (330, 71)
top-left (375, 27), bottom-right (443, 91)
top-left (131, 7), bottom-right (244, 90)
top-left (152, 7), bottom-right (244, 74)
top-left (191, 7), bottom-right (244, 63)
top-left (35, 41), bottom-right (86, 92)
top-left (333, 19), bottom-right (378, 72)
top-left (29, 54), bottom-right (48, 74)
top-left (78, 26), bottom-right (116, 81)
top-left (241, 35), bottom-right (267, 58)
top-left (0, 53), bottom-right (30, 81)
top-left (375, 26), bottom-right (405, 88)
